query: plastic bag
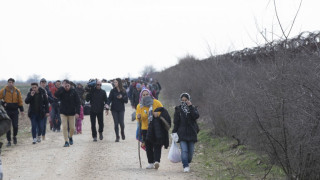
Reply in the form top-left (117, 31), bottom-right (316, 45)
top-left (172, 133), bottom-right (179, 143)
top-left (168, 140), bottom-right (181, 163)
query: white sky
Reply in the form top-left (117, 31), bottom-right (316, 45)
top-left (0, 0), bottom-right (319, 81)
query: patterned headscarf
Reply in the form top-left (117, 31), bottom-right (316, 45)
top-left (180, 93), bottom-right (191, 116)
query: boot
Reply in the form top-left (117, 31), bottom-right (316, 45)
top-left (121, 131), bottom-right (125, 140)
top-left (99, 132), bottom-right (103, 140)
top-left (115, 136), bottom-right (120, 142)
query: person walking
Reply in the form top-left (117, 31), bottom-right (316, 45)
top-left (108, 78), bottom-right (128, 142)
top-left (132, 83), bottom-right (142, 110)
top-left (85, 80), bottom-right (109, 141)
top-left (50, 80), bottom-right (62, 132)
top-left (172, 93), bottom-right (200, 173)
top-left (39, 78), bottom-right (54, 140)
top-left (0, 78), bottom-right (24, 147)
top-left (25, 83), bottom-right (49, 144)
top-left (136, 88), bottom-right (164, 169)
top-left (54, 80), bottom-right (80, 147)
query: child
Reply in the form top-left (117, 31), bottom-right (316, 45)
top-left (76, 105), bottom-right (84, 134)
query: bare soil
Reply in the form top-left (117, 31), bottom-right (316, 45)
top-left (1, 104), bottom-right (201, 180)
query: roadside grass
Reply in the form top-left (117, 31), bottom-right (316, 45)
top-left (193, 128), bottom-right (286, 180)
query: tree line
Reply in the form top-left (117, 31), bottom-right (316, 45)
top-left (153, 31), bottom-right (320, 179)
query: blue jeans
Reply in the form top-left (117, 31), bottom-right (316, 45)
top-left (180, 141), bottom-right (195, 168)
top-left (37, 117), bottom-right (47, 136)
top-left (50, 102), bottom-right (61, 130)
top-left (31, 114), bottom-right (43, 139)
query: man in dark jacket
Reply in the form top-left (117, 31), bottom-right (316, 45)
top-left (39, 78), bottom-right (53, 140)
top-left (50, 80), bottom-right (62, 132)
top-left (86, 80), bottom-right (109, 141)
top-left (25, 83), bottom-right (49, 144)
top-left (54, 80), bottom-right (80, 147)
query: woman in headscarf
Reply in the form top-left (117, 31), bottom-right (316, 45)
top-left (172, 93), bottom-right (200, 173)
top-left (136, 88), bottom-right (163, 170)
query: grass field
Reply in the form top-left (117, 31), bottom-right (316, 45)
top-left (193, 128), bottom-right (286, 180)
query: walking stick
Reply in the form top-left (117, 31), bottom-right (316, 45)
top-left (138, 121), bottom-right (142, 168)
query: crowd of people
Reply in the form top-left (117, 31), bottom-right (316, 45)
top-left (0, 76), bottom-right (199, 174)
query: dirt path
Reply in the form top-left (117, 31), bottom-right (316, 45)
top-left (1, 104), bottom-right (201, 180)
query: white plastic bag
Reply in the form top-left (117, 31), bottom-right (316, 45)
top-left (168, 140), bottom-right (181, 163)
top-left (172, 133), bottom-right (179, 143)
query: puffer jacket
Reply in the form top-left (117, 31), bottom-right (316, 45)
top-left (0, 86), bottom-right (24, 111)
top-left (172, 105), bottom-right (200, 142)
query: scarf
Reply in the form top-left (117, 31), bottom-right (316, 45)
top-left (181, 101), bottom-right (190, 116)
top-left (140, 96), bottom-right (154, 123)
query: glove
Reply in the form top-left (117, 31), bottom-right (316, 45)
top-left (171, 133), bottom-right (179, 143)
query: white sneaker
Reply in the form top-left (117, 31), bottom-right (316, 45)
top-left (33, 138), bottom-right (37, 144)
top-left (154, 162), bottom-right (160, 170)
top-left (146, 163), bottom-right (155, 169)
top-left (37, 136), bottom-right (41, 143)
top-left (183, 167), bottom-right (190, 173)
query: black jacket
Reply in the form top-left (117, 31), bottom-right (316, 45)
top-left (86, 88), bottom-right (108, 113)
top-left (25, 87), bottom-right (49, 118)
top-left (54, 87), bottom-right (80, 116)
top-left (146, 107), bottom-right (171, 149)
top-left (108, 88), bottom-right (128, 112)
top-left (172, 105), bottom-right (199, 142)
top-left (43, 86), bottom-right (54, 104)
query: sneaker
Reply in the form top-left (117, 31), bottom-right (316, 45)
top-left (37, 136), bottom-right (41, 143)
top-left (99, 132), bottom-right (103, 140)
top-left (6, 141), bottom-right (11, 147)
top-left (183, 167), bottom-right (190, 173)
top-left (69, 137), bottom-right (73, 145)
top-left (63, 141), bottom-right (69, 147)
top-left (154, 162), bottom-right (160, 170)
top-left (33, 138), bottom-right (37, 144)
top-left (42, 136), bottom-right (45, 140)
top-left (13, 137), bottom-right (17, 145)
top-left (93, 137), bottom-right (97, 142)
top-left (146, 163), bottom-right (155, 169)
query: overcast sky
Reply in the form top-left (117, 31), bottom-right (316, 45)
top-left (0, 0), bottom-right (319, 82)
